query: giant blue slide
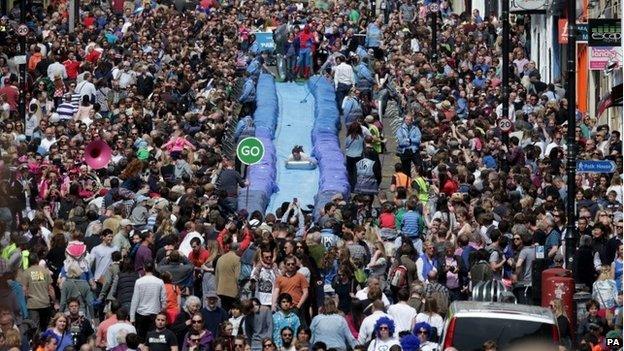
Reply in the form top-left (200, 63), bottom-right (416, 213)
top-left (240, 74), bottom-right (349, 218)
top-left (267, 82), bottom-right (319, 214)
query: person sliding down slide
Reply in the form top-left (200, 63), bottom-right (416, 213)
top-left (286, 145), bottom-right (317, 169)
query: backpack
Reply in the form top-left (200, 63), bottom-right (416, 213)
top-left (238, 244), bottom-right (258, 284)
top-left (388, 264), bottom-right (408, 289)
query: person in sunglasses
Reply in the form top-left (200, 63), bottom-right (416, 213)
top-left (261, 338), bottom-right (276, 351)
top-left (181, 313), bottom-right (213, 351)
top-left (367, 317), bottom-right (399, 351)
top-left (413, 322), bottom-right (437, 351)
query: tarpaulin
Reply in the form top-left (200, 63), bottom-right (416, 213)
top-left (308, 76), bottom-right (350, 219)
top-left (238, 74), bottom-right (278, 215)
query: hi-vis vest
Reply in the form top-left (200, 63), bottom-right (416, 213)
top-left (393, 172), bottom-right (411, 189)
top-left (412, 176), bottom-right (430, 204)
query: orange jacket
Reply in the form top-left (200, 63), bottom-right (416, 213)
top-left (28, 52), bottom-right (43, 72)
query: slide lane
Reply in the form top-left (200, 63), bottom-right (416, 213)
top-left (267, 82), bottom-right (319, 214)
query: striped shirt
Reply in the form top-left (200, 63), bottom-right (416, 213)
top-left (401, 211), bottom-right (421, 238)
top-left (56, 102), bottom-right (78, 120)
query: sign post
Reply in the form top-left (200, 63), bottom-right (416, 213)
top-left (18, 23), bottom-right (28, 127)
top-left (428, 3), bottom-right (439, 60)
top-left (236, 137), bottom-right (265, 210)
top-left (577, 160), bottom-right (617, 173)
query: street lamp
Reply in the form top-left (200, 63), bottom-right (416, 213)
top-left (565, 0), bottom-right (577, 269)
top-left (429, 2), bottom-right (439, 60)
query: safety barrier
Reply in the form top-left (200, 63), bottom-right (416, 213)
top-left (237, 73), bottom-right (279, 214)
top-left (221, 77), bottom-right (246, 159)
top-left (308, 76), bottom-right (350, 220)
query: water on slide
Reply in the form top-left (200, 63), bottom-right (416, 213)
top-left (267, 82), bottom-right (319, 215)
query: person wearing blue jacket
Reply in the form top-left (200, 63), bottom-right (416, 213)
top-left (310, 297), bottom-right (357, 351)
top-left (239, 75), bottom-right (256, 117)
top-left (354, 58), bottom-right (375, 99)
top-left (395, 114), bottom-right (421, 176)
top-left (365, 18), bottom-right (383, 59)
top-left (235, 115), bottom-right (255, 142)
top-left (342, 89), bottom-right (363, 128)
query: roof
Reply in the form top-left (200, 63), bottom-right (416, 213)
top-left (449, 301), bottom-right (555, 321)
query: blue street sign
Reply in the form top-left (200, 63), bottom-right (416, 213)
top-left (577, 160), bottom-right (617, 173)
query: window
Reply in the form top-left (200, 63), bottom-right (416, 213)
top-left (450, 317), bottom-right (555, 351)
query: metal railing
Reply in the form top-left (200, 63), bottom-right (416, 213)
top-left (221, 77), bottom-right (245, 159)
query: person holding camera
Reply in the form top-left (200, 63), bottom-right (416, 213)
top-left (65, 297), bottom-right (95, 348)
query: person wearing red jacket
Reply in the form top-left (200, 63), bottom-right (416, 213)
top-left (216, 222), bottom-right (252, 254)
top-left (63, 52), bottom-right (80, 80)
top-left (439, 166), bottom-right (459, 197)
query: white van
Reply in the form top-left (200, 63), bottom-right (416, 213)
top-left (440, 301), bottom-right (560, 351)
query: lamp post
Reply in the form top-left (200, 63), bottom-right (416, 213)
top-left (18, 0), bottom-right (27, 123)
top-left (429, 2), bottom-right (439, 60)
top-left (565, 0), bottom-right (577, 269)
top-left (501, 0), bottom-right (509, 119)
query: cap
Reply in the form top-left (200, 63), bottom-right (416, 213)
top-left (249, 219), bottom-right (260, 228)
top-left (205, 291), bottom-right (219, 299)
top-left (120, 219), bottom-right (132, 227)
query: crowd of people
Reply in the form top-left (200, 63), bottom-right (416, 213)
top-left (0, 0), bottom-right (621, 351)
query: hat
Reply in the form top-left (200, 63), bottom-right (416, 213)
top-left (331, 193), bottom-right (343, 201)
top-left (606, 330), bottom-right (622, 339)
top-left (205, 291), bottom-right (219, 299)
top-left (364, 115), bottom-right (375, 123)
top-left (120, 219), bottom-right (133, 227)
top-left (400, 335), bottom-right (421, 351)
top-left (249, 219), bottom-right (260, 228)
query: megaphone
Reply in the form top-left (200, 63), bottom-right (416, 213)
top-left (84, 139), bottom-right (112, 170)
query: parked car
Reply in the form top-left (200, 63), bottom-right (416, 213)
top-left (440, 301), bottom-right (560, 351)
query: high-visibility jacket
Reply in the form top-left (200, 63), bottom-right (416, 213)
top-left (412, 176), bottom-right (430, 204)
top-left (393, 172), bottom-right (411, 189)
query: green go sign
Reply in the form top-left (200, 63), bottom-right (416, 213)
top-left (237, 137), bottom-right (265, 165)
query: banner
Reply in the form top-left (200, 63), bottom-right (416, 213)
top-left (589, 47), bottom-right (622, 70)
top-left (254, 32), bottom-right (275, 53)
top-left (588, 19), bottom-right (621, 47)
top-left (510, 0), bottom-right (548, 12)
